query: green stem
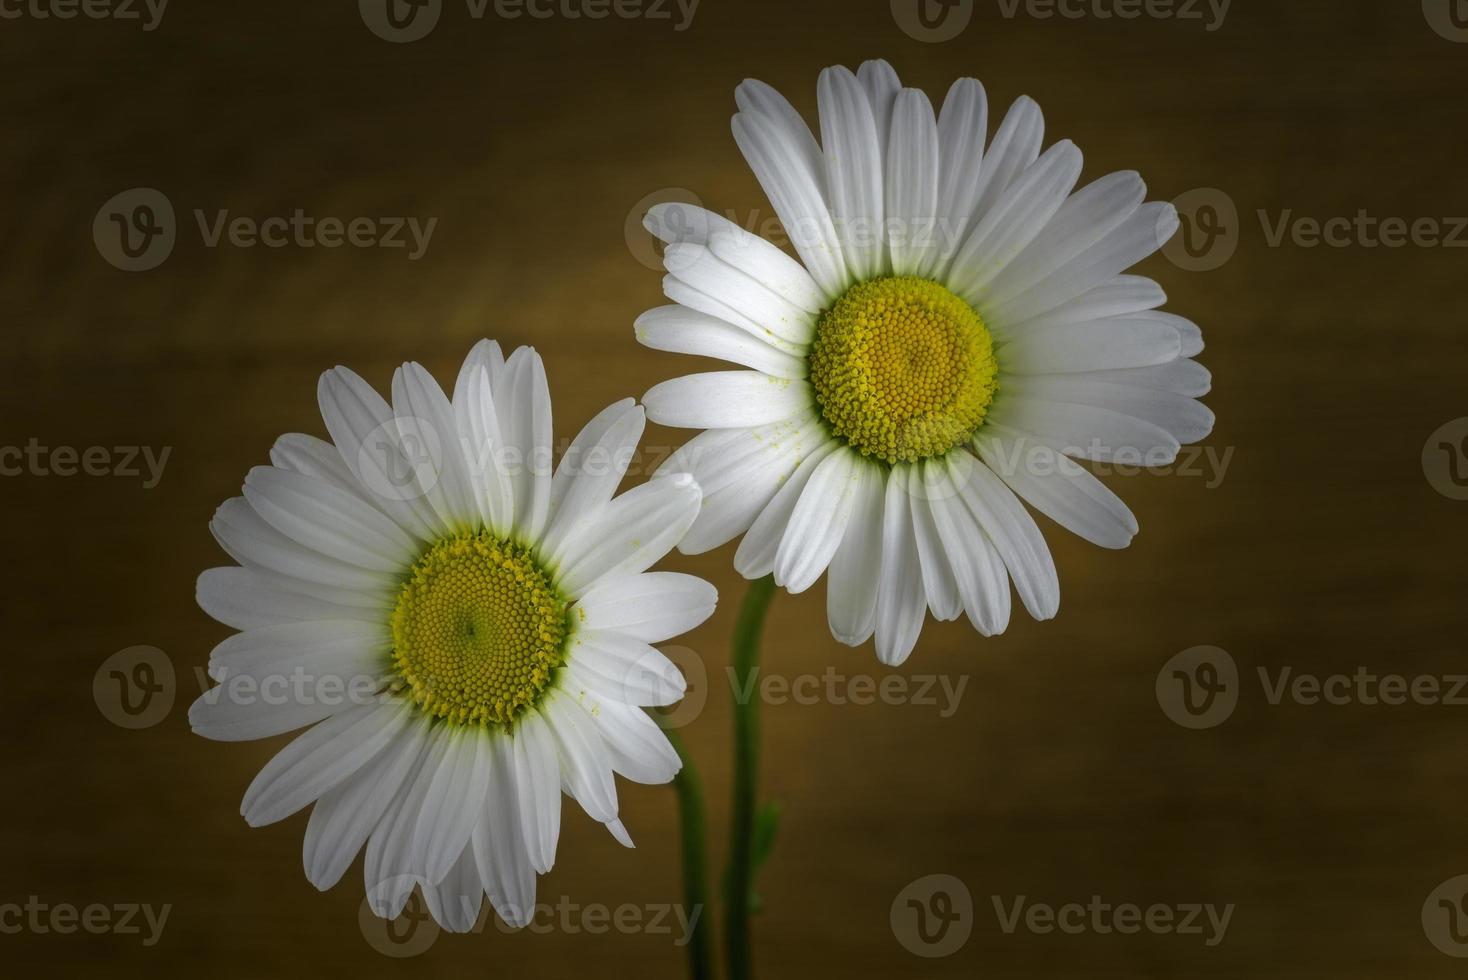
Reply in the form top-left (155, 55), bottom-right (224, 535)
top-left (668, 730), bottom-right (714, 980)
top-left (725, 574), bottom-right (778, 980)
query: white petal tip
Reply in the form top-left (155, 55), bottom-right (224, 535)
top-left (494, 902), bottom-right (535, 929)
top-left (606, 818), bottom-right (636, 849)
top-left (876, 649), bottom-right (913, 669)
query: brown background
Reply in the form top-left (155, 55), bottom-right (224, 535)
top-left (4, 0), bottom-right (1468, 976)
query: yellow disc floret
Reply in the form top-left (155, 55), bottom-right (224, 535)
top-left (808, 275), bottom-right (999, 464)
top-left (390, 530), bottom-right (569, 729)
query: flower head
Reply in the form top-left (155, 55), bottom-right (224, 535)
top-left (639, 60), bottom-right (1212, 665)
top-left (193, 341), bottom-right (714, 931)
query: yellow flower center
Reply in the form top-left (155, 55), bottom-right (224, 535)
top-left (390, 530), bottom-right (569, 729)
top-left (808, 276), bottom-right (998, 464)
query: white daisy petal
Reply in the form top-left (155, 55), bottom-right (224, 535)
top-left (473, 736), bottom-right (537, 929)
top-left (188, 684), bottom-right (373, 744)
top-left (242, 701), bottom-right (409, 828)
top-left (643, 371), bottom-right (813, 430)
top-left (1000, 273), bottom-right (1166, 336)
top-left (976, 427), bottom-right (1138, 550)
top-left (543, 692), bottom-right (619, 825)
top-left (983, 170), bottom-right (1146, 312)
top-left (987, 201), bottom-right (1179, 327)
top-left (708, 229), bottom-right (828, 315)
top-left (682, 470), bottom-right (793, 554)
top-left (857, 58), bottom-right (903, 161)
top-left (191, 628), bottom-right (389, 742)
top-left (885, 88), bottom-right (941, 276)
top-left (565, 630), bottom-right (687, 707)
top-left (365, 730), bottom-right (452, 919)
top-left (605, 818), bottom-right (635, 848)
top-left (451, 363), bottom-right (515, 534)
top-left (197, 566), bottom-right (382, 630)
top-left (955, 95), bottom-right (1044, 266)
top-left (547, 398), bottom-right (640, 512)
top-left (922, 76), bottom-right (988, 278)
top-left (1145, 310), bottom-right (1205, 356)
top-left (511, 711), bottom-right (561, 875)
top-left (493, 347), bottom-right (554, 539)
top-left (451, 338), bottom-right (507, 400)
top-left (662, 274), bottom-right (774, 341)
top-left (949, 451), bottom-right (1061, 621)
top-left (825, 460), bottom-right (886, 646)
top-left (243, 466), bottom-right (418, 572)
top-left (774, 448), bottom-right (867, 594)
top-left (656, 411), bottom-right (819, 491)
top-left (1004, 376), bottom-right (1215, 445)
top-left (919, 457), bottom-right (1010, 635)
top-left (635, 305), bottom-right (809, 377)
top-left (905, 465), bottom-right (963, 623)
top-left (992, 394), bottom-right (1182, 464)
top-left (588, 702), bottom-right (682, 785)
top-left (674, 414), bottom-right (826, 555)
top-left (359, 821), bottom-right (422, 919)
top-left (999, 315), bottom-right (1183, 374)
top-left (424, 843), bottom-right (484, 933)
top-left (733, 109), bottom-right (850, 299)
top-left (654, 425), bottom-right (753, 481)
top-left (270, 433), bottom-right (381, 511)
top-left (211, 497), bottom-right (398, 596)
top-left (413, 729), bottom-right (493, 885)
top-left (576, 572), bottom-right (718, 643)
top-left (664, 242), bottom-right (816, 346)
top-left (875, 472), bottom-right (928, 666)
top-left (206, 619), bottom-right (388, 683)
top-left (734, 438), bottom-right (840, 579)
top-left (555, 474), bottom-right (702, 598)
top-left (317, 367), bottom-right (440, 540)
top-left (644, 200), bottom-right (747, 247)
top-left (393, 362), bottom-right (481, 532)
top-left (734, 78), bottom-right (825, 195)
top-left (303, 716), bottom-right (429, 890)
top-left (541, 399), bottom-right (646, 561)
top-left (948, 139), bottom-right (1083, 306)
top-left (818, 65), bottom-right (887, 281)
top-left (1066, 359), bottom-right (1212, 397)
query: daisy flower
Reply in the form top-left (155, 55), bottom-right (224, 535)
top-left (191, 341), bottom-right (714, 932)
top-left (638, 60), bottom-right (1212, 666)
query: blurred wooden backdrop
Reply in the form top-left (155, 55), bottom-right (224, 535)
top-left (3, 0), bottom-right (1468, 976)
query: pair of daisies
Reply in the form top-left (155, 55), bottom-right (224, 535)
top-left (192, 60), bottom-right (1210, 932)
